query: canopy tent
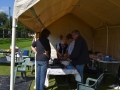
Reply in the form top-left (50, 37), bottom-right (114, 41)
top-left (10, 0), bottom-right (120, 90)
top-left (13, 0), bottom-right (120, 58)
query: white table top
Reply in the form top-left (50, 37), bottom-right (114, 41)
top-left (47, 67), bottom-right (78, 75)
top-left (45, 67), bottom-right (79, 87)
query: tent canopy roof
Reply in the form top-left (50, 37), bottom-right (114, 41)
top-left (14, 0), bottom-right (120, 32)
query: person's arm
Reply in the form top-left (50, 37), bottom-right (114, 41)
top-left (70, 38), bottom-right (82, 60)
top-left (31, 46), bottom-right (37, 54)
top-left (57, 44), bottom-right (62, 57)
top-left (32, 39), bottom-right (35, 43)
top-left (43, 51), bottom-right (49, 58)
top-left (42, 39), bottom-right (51, 58)
top-left (64, 45), bottom-right (68, 57)
top-left (32, 35), bottom-right (36, 43)
top-left (31, 41), bottom-right (37, 54)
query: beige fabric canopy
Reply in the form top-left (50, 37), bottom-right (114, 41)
top-left (14, 0), bottom-right (120, 30)
top-left (13, 0), bottom-right (120, 59)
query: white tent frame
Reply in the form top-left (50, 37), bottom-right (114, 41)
top-left (10, 18), bottom-right (17, 90)
top-left (10, 0), bottom-right (40, 90)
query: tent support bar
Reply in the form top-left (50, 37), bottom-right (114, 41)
top-left (109, 0), bottom-right (120, 7)
top-left (96, 25), bottom-right (120, 30)
top-left (30, 7), bottom-right (45, 28)
top-left (106, 24), bottom-right (108, 55)
top-left (92, 30), bottom-right (95, 53)
top-left (10, 18), bottom-right (16, 90)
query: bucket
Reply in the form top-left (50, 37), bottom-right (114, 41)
top-left (10, 46), bottom-right (19, 52)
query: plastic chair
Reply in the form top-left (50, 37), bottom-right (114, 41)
top-left (27, 61), bottom-right (35, 74)
top-left (29, 50), bottom-right (35, 58)
top-left (14, 58), bottom-right (30, 83)
top-left (22, 50), bottom-right (29, 56)
top-left (77, 73), bottom-right (104, 90)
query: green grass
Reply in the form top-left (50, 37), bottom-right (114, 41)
top-left (0, 38), bottom-right (118, 90)
top-left (0, 38), bottom-right (33, 49)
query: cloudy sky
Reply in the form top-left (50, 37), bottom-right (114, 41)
top-left (0, 0), bottom-right (14, 16)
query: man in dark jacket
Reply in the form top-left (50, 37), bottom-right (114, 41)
top-left (70, 30), bottom-right (90, 83)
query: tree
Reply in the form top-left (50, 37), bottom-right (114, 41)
top-left (0, 12), bottom-right (9, 28)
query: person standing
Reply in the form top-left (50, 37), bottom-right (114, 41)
top-left (8, 30), bottom-right (11, 38)
top-left (66, 34), bottom-right (75, 57)
top-left (32, 34), bottom-right (36, 43)
top-left (55, 35), bottom-right (63, 58)
top-left (31, 29), bottom-right (51, 90)
top-left (70, 30), bottom-right (90, 83)
top-left (55, 35), bottom-right (63, 49)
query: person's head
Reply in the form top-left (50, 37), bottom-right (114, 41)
top-left (72, 30), bottom-right (80, 40)
top-left (40, 28), bottom-right (51, 38)
top-left (60, 39), bottom-right (66, 46)
top-left (59, 35), bottom-right (63, 40)
top-left (33, 33), bottom-right (36, 38)
top-left (66, 34), bottom-right (73, 42)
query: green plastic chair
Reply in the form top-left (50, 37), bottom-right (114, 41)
top-left (14, 58), bottom-right (30, 83)
top-left (77, 73), bottom-right (104, 90)
top-left (27, 61), bottom-right (35, 74)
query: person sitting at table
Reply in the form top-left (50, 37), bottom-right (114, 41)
top-left (57, 39), bottom-right (68, 59)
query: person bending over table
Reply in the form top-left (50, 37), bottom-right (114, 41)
top-left (57, 39), bottom-right (68, 59)
top-left (69, 30), bottom-right (90, 84)
top-left (66, 33), bottom-right (75, 58)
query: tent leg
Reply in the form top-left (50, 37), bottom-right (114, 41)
top-left (10, 18), bottom-right (16, 90)
top-left (34, 33), bottom-right (37, 89)
top-left (106, 24), bottom-right (108, 55)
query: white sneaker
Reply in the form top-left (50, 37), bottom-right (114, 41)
top-left (33, 86), bottom-right (36, 89)
top-left (109, 84), bottom-right (117, 88)
top-left (114, 86), bottom-right (120, 89)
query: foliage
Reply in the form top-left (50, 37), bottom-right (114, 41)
top-left (0, 12), bottom-right (9, 28)
top-left (0, 12), bottom-right (32, 32)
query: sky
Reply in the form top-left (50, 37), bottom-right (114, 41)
top-left (0, 0), bottom-right (14, 16)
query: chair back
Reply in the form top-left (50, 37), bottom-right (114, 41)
top-left (78, 86), bottom-right (95, 90)
top-left (20, 58), bottom-right (30, 70)
top-left (29, 50), bottom-right (35, 57)
top-left (95, 73), bottom-right (104, 89)
top-left (22, 50), bottom-right (29, 56)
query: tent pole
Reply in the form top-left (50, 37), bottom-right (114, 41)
top-left (10, 18), bottom-right (16, 90)
top-left (30, 7), bottom-right (45, 28)
top-left (96, 25), bottom-right (120, 30)
top-left (109, 0), bottom-right (120, 7)
top-left (34, 33), bottom-right (37, 89)
top-left (106, 24), bottom-right (108, 55)
top-left (93, 30), bottom-right (95, 53)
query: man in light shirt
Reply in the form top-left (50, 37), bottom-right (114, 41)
top-left (55, 35), bottom-right (63, 50)
top-left (66, 34), bottom-right (75, 57)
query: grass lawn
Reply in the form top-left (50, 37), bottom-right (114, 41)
top-left (0, 38), bottom-right (118, 90)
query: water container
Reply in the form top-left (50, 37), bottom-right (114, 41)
top-left (103, 56), bottom-right (112, 61)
